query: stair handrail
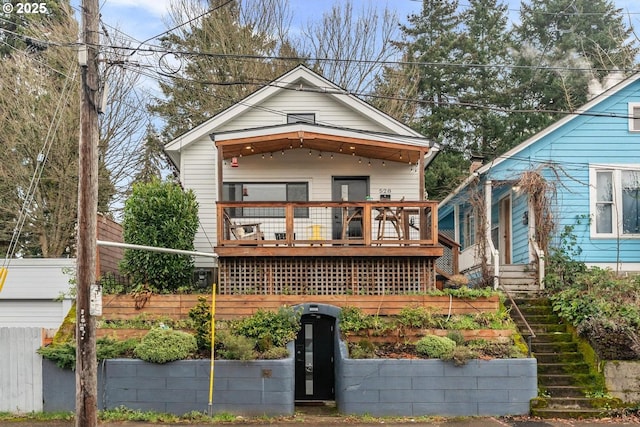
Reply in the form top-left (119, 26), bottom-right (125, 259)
top-left (499, 284), bottom-right (536, 358)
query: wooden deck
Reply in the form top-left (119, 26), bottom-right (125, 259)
top-left (216, 200), bottom-right (440, 257)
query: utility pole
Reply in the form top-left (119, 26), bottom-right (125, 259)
top-left (76, 0), bottom-right (100, 426)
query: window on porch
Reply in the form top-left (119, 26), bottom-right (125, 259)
top-left (223, 182), bottom-right (309, 218)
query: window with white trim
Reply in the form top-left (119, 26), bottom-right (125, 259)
top-left (628, 103), bottom-right (640, 132)
top-left (591, 167), bottom-right (640, 237)
top-left (462, 210), bottom-right (476, 249)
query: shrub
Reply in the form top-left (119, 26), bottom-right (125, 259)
top-left (261, 346), bottom-right (289, 360)
top-left (134, 327), bottom-right (197, 363)
top-left (96, 337), bottom-right (139, 360)
top-left (215, 330), bottom-right (257, 360)
top-left (349, 340), bottom-right (377, 359)
top-left (397, 305), bottom-right (437, 329)
top-left (119, 179), bottom-right (199, 293)
top-left (446, 330), bottom-right (465, 346)
top-left (446, 345), bottom-right (479, 366)
top-left (231, 307), bottom-right (301, 352)
top-left (415, 335), bottom-right (456, 358)
top-left (38, 342), bottom-right (76, 369)
top-left (188, 296), bottom-right (212, 350)
top-left (339, 306), bottom-right (374, 334)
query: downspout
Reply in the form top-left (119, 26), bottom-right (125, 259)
top-left (484, 180), bottom-right (499, 289)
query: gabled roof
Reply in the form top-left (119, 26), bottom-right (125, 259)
top-left (439, 72), bottom-right (640, 207)
top-left (165, 64), bottom-right (431, 155)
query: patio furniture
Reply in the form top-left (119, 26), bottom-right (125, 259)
top-left (223, 212), bottom-right (264, 241)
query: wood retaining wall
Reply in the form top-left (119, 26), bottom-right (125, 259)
top-left (100, 294), bottom-right (500, 321)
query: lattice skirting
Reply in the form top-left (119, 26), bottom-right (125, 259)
top-left (217, 256), bottom-right (436, 295)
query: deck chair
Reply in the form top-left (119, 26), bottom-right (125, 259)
top-left (223, 212), bottom-right (264, 241)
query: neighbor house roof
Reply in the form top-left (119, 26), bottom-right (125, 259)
top-left (439, 72), bottom-right (640, 207)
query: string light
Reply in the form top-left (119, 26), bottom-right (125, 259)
top-left (318, 152), bottom-right (322, 159)
top-left (358, 158), bottom-right (362, 164)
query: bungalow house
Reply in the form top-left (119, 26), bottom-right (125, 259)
top-left (164, 65), bottom-right (446, 293)
top-left (164, 65), bottom-right (447, 401)
top-left (438, 72), bottom-right (640, 292)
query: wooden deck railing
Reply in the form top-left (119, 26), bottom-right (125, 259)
top-left (216, 201), bottom-right (439, 248)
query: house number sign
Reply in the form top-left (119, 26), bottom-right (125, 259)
top-left (379, 188), bottom-right (391, 200)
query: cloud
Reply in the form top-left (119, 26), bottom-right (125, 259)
top-left (103, 0), bottom-right (172, 18)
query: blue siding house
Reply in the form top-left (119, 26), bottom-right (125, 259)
top-left (438, 73), bottom-right (640, 291)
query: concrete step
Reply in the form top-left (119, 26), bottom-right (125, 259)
top-left (531, 406), bottom-right (610, 419)
top-left (531, 341), bottom-right (578, 353)
top-left (538, 362), bottom-right (590, 375)
top-left (534, 352), bottom-right (584, 364)
top-left (539, 373), bottom-right (593, 387)
top-left (532, 332), bottom-right (573, 343)
top-left (543, 385), bottom-right (587, 398)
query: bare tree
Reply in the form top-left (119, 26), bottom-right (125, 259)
top-left (300, 0), bottom-right (401, 93)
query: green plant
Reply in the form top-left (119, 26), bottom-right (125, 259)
top-left (96, 337), bottom-right (139, 360)
top-left (415, 335), bottom-right (456, 359)
top-left (37, 342), bottom-right (76, 369)
top-left (339, 306), bottom-right (374, 334)
top-left (349, 340), bottom-right (377, 359)
top-left (188, 296), bottom-right (212, 350)
top-left (99, 272), bottom-right (129, 295)
top-left (446, 330), bottom-right (465, 346)
top-left (134, 327), bottom-right (197, 363)
top-left (119, 179), bottom-right (199, 293)
top-left (544, 222), bottom-right (588, 290)
top-left (445, 345), bottom-right (478, 366)
top-left (442, 314), bottom-right (481, 330)
top-left (215, 329), bottom-right (257, 360)
top-left (231, 307), bottom-right (301, 352)
top-left (397, 305), bottom-right (437, 329)
top-left (261, 346), bottom-right (289, 360)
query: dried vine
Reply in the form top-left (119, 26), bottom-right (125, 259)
top-left (515, 169), bottom-right (557, 255)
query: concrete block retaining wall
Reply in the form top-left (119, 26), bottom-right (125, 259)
top-left (42, 339), bottom-right (537, 417)
top-left (335, 341), bottom-right (537, 417)
top-left (43, 347), bottom-right (295, 416)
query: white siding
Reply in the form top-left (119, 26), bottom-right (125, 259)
top-left (180, 137), bottom-right (218, 268)
top-left (0, 301), bottom-right (71, 328)
top-left (218, 88), bottom-right (392, 134)
top-left (0, 258), bottom-right (75, 299)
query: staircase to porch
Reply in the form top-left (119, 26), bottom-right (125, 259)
top-left (507, 296), bottom-right (613, 419)
top-left (499, 264), bottom-right (539, 294)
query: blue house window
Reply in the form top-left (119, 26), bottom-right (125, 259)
top-left (592, 168), bottom-right (640, 236)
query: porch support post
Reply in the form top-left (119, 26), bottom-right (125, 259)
top-left (216, 140), bottom-right (223, 202)
top-left (484, 180), bottom-right (498, 289)
top-left (419, 149), bottom-right (426, 200)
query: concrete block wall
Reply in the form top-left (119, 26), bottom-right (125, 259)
top-left (43, 349), bottom-right (294, 416)
top-left (335, 341), bottom-right (537, 417)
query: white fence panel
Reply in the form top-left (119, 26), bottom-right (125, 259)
top-left (0, 327), bottom-right (43, 412)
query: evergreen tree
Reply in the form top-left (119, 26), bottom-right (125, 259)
top-left (150, 0), bottom-right (300, 141)
top-left (509, 0), bottom-right (639, 142)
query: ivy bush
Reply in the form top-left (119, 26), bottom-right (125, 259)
top-left (119, 179), bottom-right (199, 293)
